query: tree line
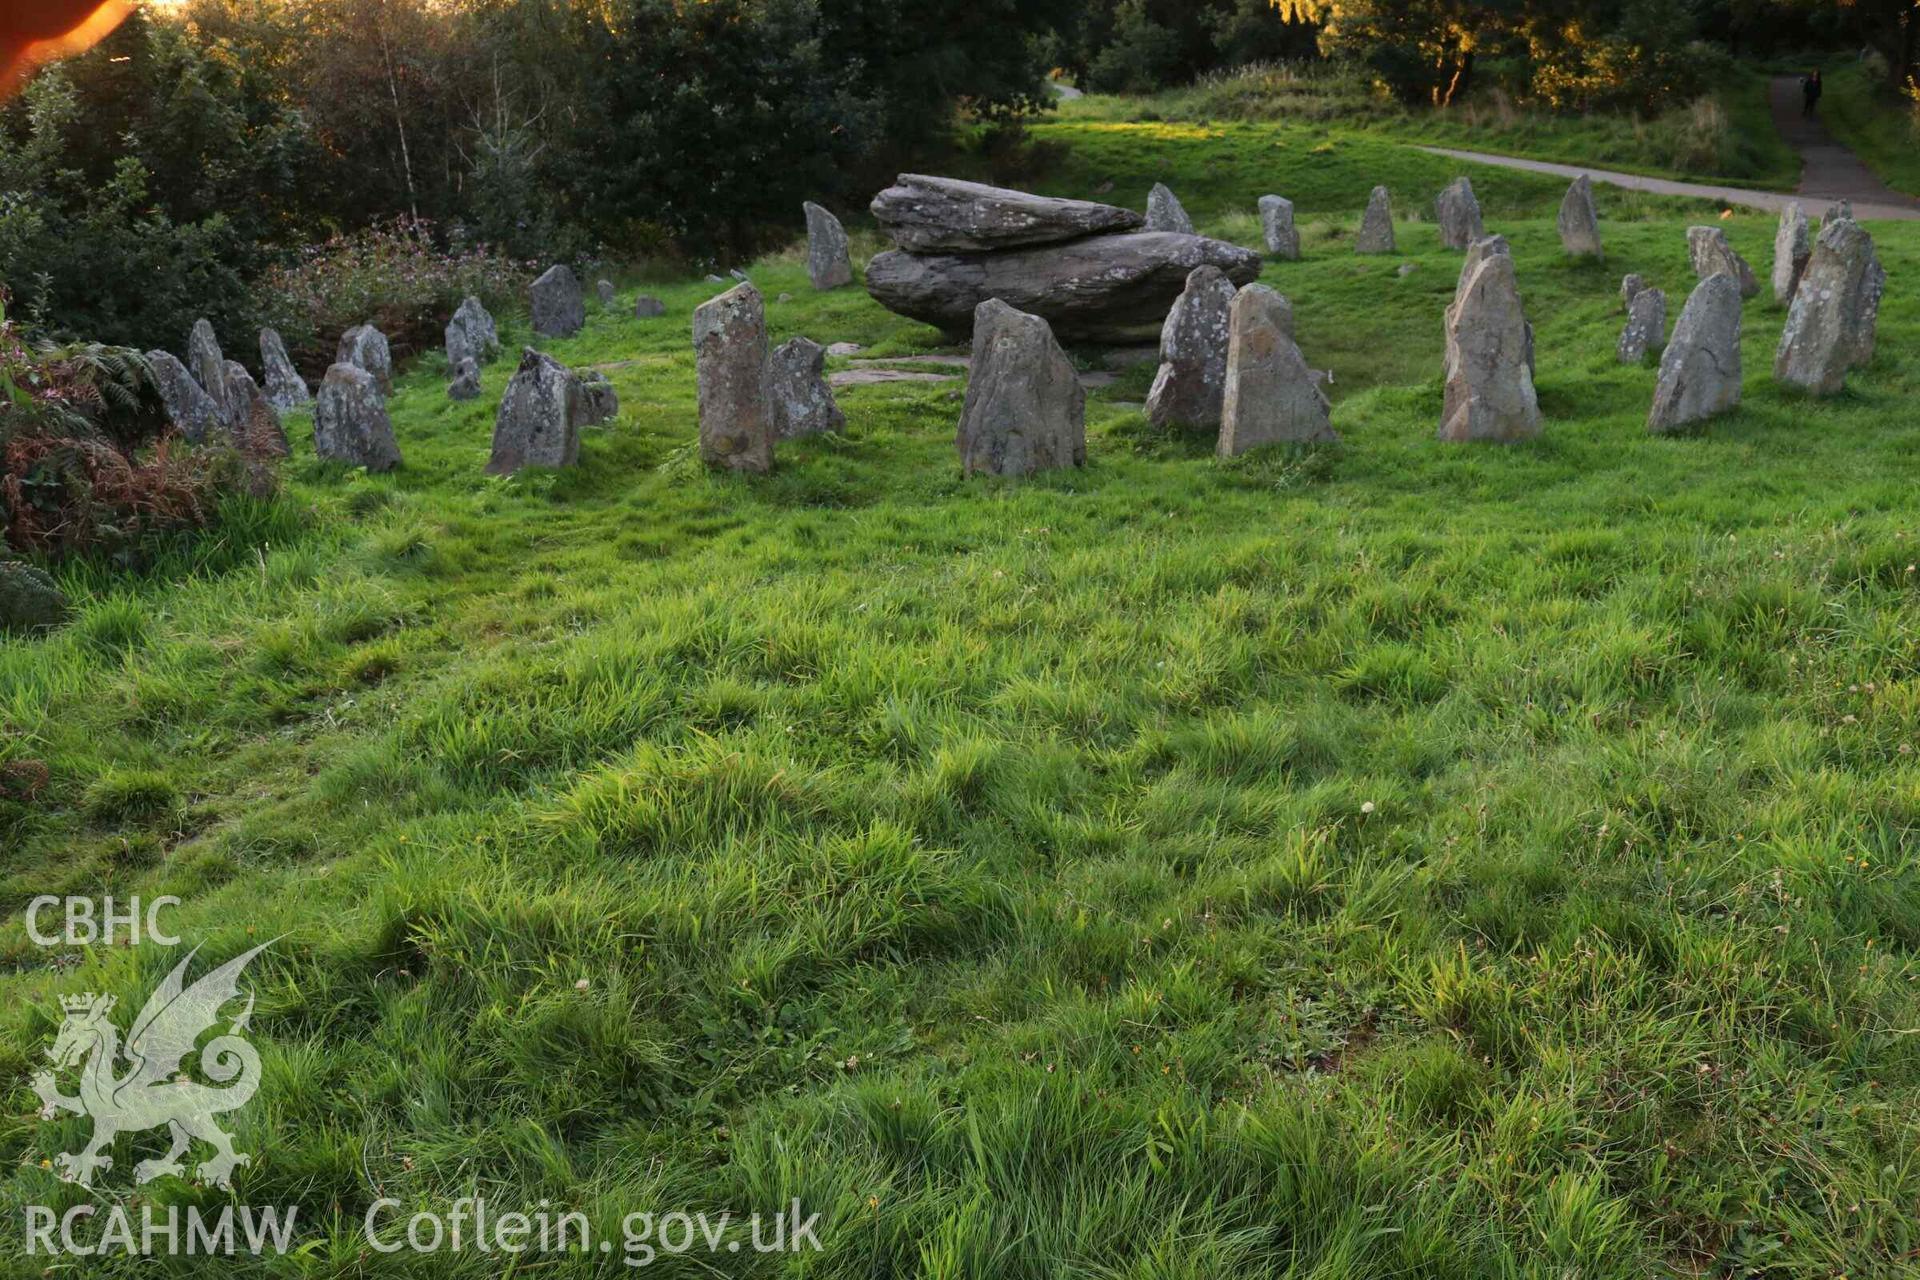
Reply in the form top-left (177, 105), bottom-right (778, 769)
top-left (0, 0), bottom-right (1901, 351)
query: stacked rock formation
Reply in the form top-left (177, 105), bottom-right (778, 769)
top-left (1146, 265), bottom-right (1237, 430)
top-left (864, 174), bottom-right (1261, 343)
top-left (1649, 275), bottom-right (1743, 433)
top-left (1434, 177), bottom-right (1484, 251)
top-left (1687, 226), bottom-right (1760, 299)
top-left (1775, 216), bottom-right (1884, 395)
top-left (1439, 237), bottom-right (1540, 443)
top-left (956, 299), bottom-right (1085, 477)
top-left (1217, 285), bottom-right (1335, 455)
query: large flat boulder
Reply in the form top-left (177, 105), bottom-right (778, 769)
top-left (870, 174), bottom-right (1144, 253)
top-left (866, 231), bottom-right (1263, 343)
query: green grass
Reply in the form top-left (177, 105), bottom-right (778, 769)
top-left (3, 136), bottom-right (1920, 1278)
top-left (1055, 63), bottom-right (1801, 192)
top-left (1815, 61), bottom-right (1920, 197)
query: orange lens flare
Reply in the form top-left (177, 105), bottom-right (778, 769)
top-left (0, 1), bottom-right (136, 101)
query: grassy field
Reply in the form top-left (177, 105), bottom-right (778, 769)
top-left (1055, 64), bottom-right (1801, 192)
top-left (4, 130), bottom-right (1920, 1278)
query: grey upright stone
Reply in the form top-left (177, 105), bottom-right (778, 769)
top-left (1616, 288), bottom-right (1667, 364)
top-left (1452, 235), bottom-right (1534, 377)
top-left (1649, 275), bottom-right (1743, 433)
top-left (488, 348), bottom-right (583, 474)
top-left (445, 296), bottom-right (501, 369)
top-left (448, 358), bottom-right (482, 401)
top-left (1557, 175), bottom-right (1603, 259)
top-left (1775, 217), bottom-right (1883, 395)
top-left (596, 279), bottom-right (616, 306)
top-left (692, 281), bottom-right (774, 473)
top-left (1687, 226), bottom-right (1760, 299)
top-left (1217, 284), bottom-right (1335, 456)
top-left (1145, 182), bottom-right (1195, 234)
top-left (1145, 264), bottom-right (1238, 430)
top-left (1439, 246), bottom-right (1540, 442)
top-left (634, 295), bottom-right (666, 319)
top-left (956, 298), bottom-right (1084, 477)
top-left (575, 371), bottom-right (619, 427)
top-left (259, 328), bottom-right (309, 412)
top-left (1434, 177), bottom-right (1484, 251)
top-left (770, 337), bottom-right (845, 438)
top-left (1823, 200), bottom-right (1853, 224)
top-left (313, 363), bottom-right (401, 470)
top-left (530, 264), bottom-right (586, 338)
top-left (1620, 273), bottom-right (1648, 311)
top-left (1257, 195), bottom-right (1299, 260)
top-left (336, 323), bottom-right (393, 396)
top-left (803, 202), bottom-right (854, 290)
top-left (1772, 203), bottom-right (1812, 305)
top-left (187, 318), bottom-right (234, 428)
top-left (224, 359), bottom-right (290, 456)
top-left (144, 350), bottom-right (222, 443)
top-left (1355, 186), bottom-right (1395, 254)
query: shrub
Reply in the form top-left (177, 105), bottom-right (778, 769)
top-left (0, 298), bottom-right (278, 564)
top-left (252, 219), bottom-right (535, 377)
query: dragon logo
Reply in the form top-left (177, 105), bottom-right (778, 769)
top-left (32, 942), bottom-right (270, 1190)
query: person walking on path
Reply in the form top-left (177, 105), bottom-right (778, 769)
top-left (1802, 69), bottom-right (1823, 118)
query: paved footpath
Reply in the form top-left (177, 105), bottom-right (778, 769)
top-left (1420, 82), bottom-right (1920, 222)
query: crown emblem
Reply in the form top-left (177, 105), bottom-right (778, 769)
top-left (60, 992), bottom-right (110, 1013)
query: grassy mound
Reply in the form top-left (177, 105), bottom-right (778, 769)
top-left (2, 144), bottom-right (1917, 1277)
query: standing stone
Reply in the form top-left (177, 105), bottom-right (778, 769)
top-left (445, 296), bottom-right (501, 369)
top-left (1648, 275), bottom-right (1742, 433)
top-left (1557, 175), bottom-right (1603, 259)
top-left (1772, 203), bottom-right (1812, 305)
top-left (1775, 217), bottom-right (1883, 395)
top-left (258, 328), bottom-right (309, 412)
top-left (575, 371), bottom-right (619, 427)
top-left (336, 323), bottom-right (393, 396)
top-left (956, 298), bottom-right (1085, 477)
top-left (144, 351), bottom-right (222, 443)
top-left (1439, 248), bottom-right (1540, 443)
top-left (596, 279), bottom-right (616, 306)
top-left (187, 319), bottom-right (234, 428)
top-left (1453, 236), bottom-right (1534, 377)
top-left (1257, 195), bottom-right (1299, 260)
top-left (803, 202), bottom-right (855, 290)
top-left (770, 337), bottom-right (845, 438)
top-left (1616, 288), bottom-right (1667, 364)
top-left (1620, 273), bottom-right (1648, 311)
top-left (692, 281), bottom-right (774, 473)
top-left (313, 364), bottom-right (401, 470)
top-left (1145, 183), bottom-right (1195, 235)
top-left (1686, 226), bottom-right (1760, 299)
top-left (635, 295), bottom-right (666, 319)
top-left (1217, 284), bottom-right (1335, 456)
top-left (1823, 200), bottom-right (1853, 225)
top-left (1434, 177), bottom-right (1484, 251)
top-left (448, 358), bottom-right (482, 401)
top-left (1145, 264), bottom-right (1237, 430)
top-left (224, 360), bottom-right (290, 456)
top-left (488, 348), bottom-right (583, 474)
top-left (530, 264), bottom-right (586, 338)
top-left (1355, 186), bottom-right (1395, 254)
